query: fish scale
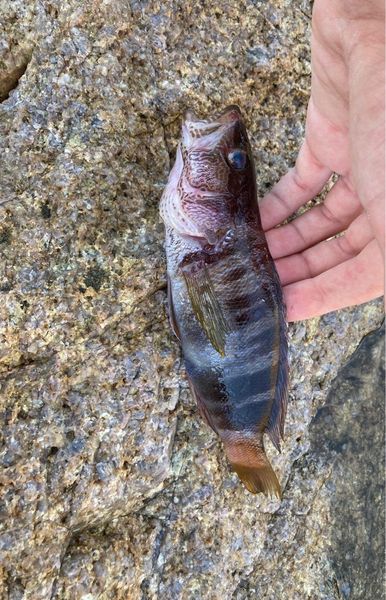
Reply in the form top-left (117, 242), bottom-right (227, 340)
top-left (160, 105), bottom-right (288, 497)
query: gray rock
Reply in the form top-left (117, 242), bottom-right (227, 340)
top-left (0, 0), bottom-right (383, 598)
top-left (243, 323), bottom-right (385, 600)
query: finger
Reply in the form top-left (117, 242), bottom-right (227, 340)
top-left (348, 30), bottom-right (385, 253)
top-left (306, 96), bottom-right (351, 175)
top-left (283, 239), bottom-right (384, 322)
top-left (275, 212), bottom-right (373, 286)
top-left (266, 176), bottom-right (362, 259)
top-left (260, 136), bottom-right (332, 230)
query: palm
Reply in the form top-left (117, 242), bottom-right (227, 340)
top-left (259, 0), bottom-right (384, 321)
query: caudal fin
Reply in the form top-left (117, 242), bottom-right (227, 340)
top-left (224, 440), bottom-right (281, 498)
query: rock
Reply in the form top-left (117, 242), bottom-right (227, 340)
top-left (243, 323), bottom-right (385, 600)
top-left (0, 1), bottom-right (383, 598)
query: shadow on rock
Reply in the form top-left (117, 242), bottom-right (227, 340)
top-left (310, 323), bottom-right (385, 600)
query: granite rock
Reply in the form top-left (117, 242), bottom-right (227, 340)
top-left (0, 1), bottom-right (383, 598)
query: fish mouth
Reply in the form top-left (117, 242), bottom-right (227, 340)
top-left (183, 105), bottom-right (243, 144)
top-left (216, 104), bottom-right (242, 123)
top-left (184, 105), bottom-right (242, 126)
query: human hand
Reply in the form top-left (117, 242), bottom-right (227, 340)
top-left (260, 0), bottom-right (385, 322)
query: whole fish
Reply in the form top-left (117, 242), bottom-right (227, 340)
top-left (160, 105), bottom-right (288, 497)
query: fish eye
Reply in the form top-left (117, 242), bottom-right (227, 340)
top-left (227, 149), bottom-right (247, 170)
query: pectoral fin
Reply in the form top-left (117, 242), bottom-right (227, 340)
top-left (181, 262), bottom-right (230, 356)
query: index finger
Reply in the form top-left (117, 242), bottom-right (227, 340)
top-left (259, 137), bottom-right (332, 230)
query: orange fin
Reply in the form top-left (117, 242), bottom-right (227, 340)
top-left (224, 439), bottom-right (281, 498)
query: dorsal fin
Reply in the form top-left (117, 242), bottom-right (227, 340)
top-left (266, 301), bottom-right (288, 451)
top-left (167, 276), bottom-right (181, 340)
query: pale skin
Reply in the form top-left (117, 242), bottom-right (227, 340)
top-left (260, 0), bottom-right (385, 321)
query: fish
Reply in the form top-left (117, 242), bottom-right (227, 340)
top-left (160, 105), bottom-right (288, 497)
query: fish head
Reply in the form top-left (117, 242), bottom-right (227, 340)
top-left (161, 105), bottom-right (258, 242)
top-left (182, 105), bottom-right (255, 197)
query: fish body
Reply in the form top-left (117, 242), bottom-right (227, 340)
top-left (160, 106), bottom-right (288, 497)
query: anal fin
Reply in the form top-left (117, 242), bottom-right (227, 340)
top-left (186, 374), bottom-right (217, 433)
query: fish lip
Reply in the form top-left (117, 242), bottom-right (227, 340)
top-left (184, 105), bottom-right (242, 126)
top-left (184, 108), bottom-right (200, 123)
top-left (216, 104), bottom-right (242, 123)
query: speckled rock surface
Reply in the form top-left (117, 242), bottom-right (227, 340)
top-left (0, 1), bottom-right (383, 599)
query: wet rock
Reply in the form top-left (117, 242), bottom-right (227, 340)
top-left (0, 1), bottom-right (383, 598)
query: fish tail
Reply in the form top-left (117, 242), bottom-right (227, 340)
top-left (224, 439), bottom-right (281, 498)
